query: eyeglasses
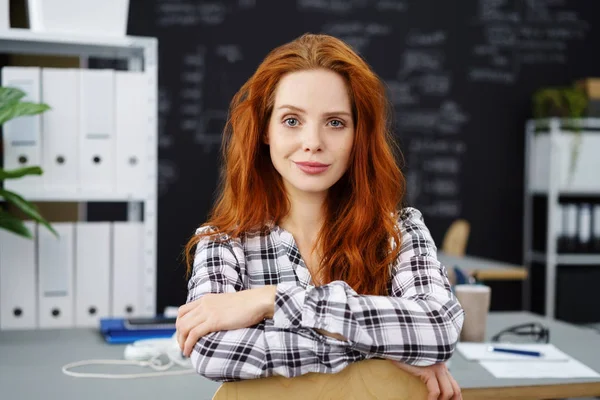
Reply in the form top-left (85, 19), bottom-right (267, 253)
top-left (490, 322), bottom-right (550, 344)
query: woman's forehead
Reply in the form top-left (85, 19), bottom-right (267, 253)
top-left (273, 70), bottom-right (352, 114)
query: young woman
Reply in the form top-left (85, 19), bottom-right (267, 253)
top-left (176, 33), bottom-right (464, 400)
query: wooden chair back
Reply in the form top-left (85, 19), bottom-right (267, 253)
top-left (212, 359), bottom-right (428, 400)
top-left (442, 219), bottom-right (471, 257)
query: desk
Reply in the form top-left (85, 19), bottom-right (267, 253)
top-left (439, 252), bottom-right (528, 281)
top-left (458, 311), bottom-right (600, 400)
top-left (1, 312), bottom-right (599, 400)
top-left (0, 329), bottom-right (220, 400)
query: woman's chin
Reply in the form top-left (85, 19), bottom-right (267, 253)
top-left (288, 182), bottom-right (333, 195)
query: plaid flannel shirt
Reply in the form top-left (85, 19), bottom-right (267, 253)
top-left (186, 207), bottom-right (464, 381)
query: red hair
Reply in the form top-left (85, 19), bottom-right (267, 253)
top-left (185, 33), bottom-right (405, 296)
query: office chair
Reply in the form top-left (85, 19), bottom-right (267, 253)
top-left (442, 219), bottom-right (471, 257)
top-left (212, 359), bottom-right (428, 400)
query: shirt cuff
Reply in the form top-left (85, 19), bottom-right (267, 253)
top-left (272, 283), bottom-right (306, 329)
top-left (301, 281), bottom-right (350, 332)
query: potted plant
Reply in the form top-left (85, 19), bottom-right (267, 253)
top-left (0, 86), bottom-right (56, 238)
top-left (530, 85), bottom-right (598, 191)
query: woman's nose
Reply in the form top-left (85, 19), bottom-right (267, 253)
top-left (301, 125), bottom-right (323, 152)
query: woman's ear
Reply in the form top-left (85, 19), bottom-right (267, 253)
top-left (263, 131), bottom-right (270, 145)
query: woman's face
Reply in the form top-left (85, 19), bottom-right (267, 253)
top-left (267, 69), bottom-right (355, 198)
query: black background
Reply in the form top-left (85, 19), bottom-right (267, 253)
top-left (124, 0), bottom-right (600, 313)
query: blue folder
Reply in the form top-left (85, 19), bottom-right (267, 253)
top-left (100, 317), bottom-right (176, 344)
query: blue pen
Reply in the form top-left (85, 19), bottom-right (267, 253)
top-left (488, 346), bottom-right (543, 357)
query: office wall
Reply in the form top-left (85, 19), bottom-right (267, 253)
top-left (124, 0), bottom-right (600, 311)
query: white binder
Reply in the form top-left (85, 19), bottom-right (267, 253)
top-left (79, 69), bottom-right (116, 193)
top-left (1, 67), bottom-right (42, 194)
top-left (37, 222), bottom-right (74, 328)
top-left (0, 221), bottom-right (37, 330)
top-left (115, 71), bottom-right (149, 196)
top-left (111, 222), bottom-right (143, 318)
top-left (41, 68), bottom-right (79, 194)
top-left (74, 222), bottom-right (111, 327)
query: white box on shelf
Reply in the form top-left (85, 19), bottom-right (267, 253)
top-left (0, 0), bottom-right (9, 30)
top-left (42, 68), bottom-right (79, 194)
top-left (79, 69), bottom-right (116, 193)
top-left (74, 222), bottom-right (111, 328)
top-left (111, 221), bottom-right (144, 318)
top-left (529, 126), bottom-right (600, 194)
top-left (0, 66), bottom-right (42, 194)
top-left (115, 71), bottom-right (149, 197)
top-left (37, 222), bottom-right (75, 329)
top-left (26, 0), bottom-right (130, 37)
top-left (0, 222), bottom-right (37, 330)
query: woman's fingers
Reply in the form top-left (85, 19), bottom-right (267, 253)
top-left (448, 370), bottom-right (462, 400)
top-left (176, 307), bottom-right (205, 352)
top-left (183, 324), bottom-right (210, 357)
top-left (392, 361), bottom-right (458, 400)
top-left (435, 368), bottom-right (454, 400)
top-left (391, 361), bottom-right (439, 400)
top-left (424, 373), bottom-right (441, 400)
top-left (177, 298), bottom-right (199, 319)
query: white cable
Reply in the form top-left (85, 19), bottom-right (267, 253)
top-left (62, 353), bottom-right (195, 379)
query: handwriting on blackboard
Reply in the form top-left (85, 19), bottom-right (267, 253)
top-left (158, 87), bottom-right (173, 149)
top-left (394, 26), bottom-right (468, 219)
top-left (158, 159), bottom-right (179, 197)
top-left (156, 0), bottom-right (236, 27)
top-left (321, 21), bottom-right (392, 53)
top-left (297, 0), bottom-right (407, 13)
top-left (469, 0), bottom-right (589, 84)
top-left (179, 46), bottom-right (206, 137)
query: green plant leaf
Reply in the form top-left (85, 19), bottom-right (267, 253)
top-left (0, 209), bottom-right (33, 239)
top-left (0, 101), bottom-right (51, 125)
top-left (0, 189), bottom-right (58, 237)
top-left (0, 166), bottom-right (43, 180)
top-left (0, 86), bottom-right (26, 107)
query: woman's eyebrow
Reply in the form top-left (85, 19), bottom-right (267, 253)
top-left (277, 104), bottom-right (351, 118)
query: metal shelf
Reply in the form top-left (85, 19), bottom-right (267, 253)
top-left (0, 28), bottom-right (155, 60)
top-left (15, 192), bottom-right (147, 202)
top-left (523, 117), bottom-right (600, 319)
top-left (529, 188), bottom-right (600, 196)
top-left (0, 29), bottom-right (158, 318)
top-left (529, 251), bottom-right (600, 266)
top-left (532, 117), bottom-right (600, 130)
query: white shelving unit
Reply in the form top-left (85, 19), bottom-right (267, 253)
top-left (522, 117), bottom-right (600, 318)
top-left (0, 28), bottom-right (158, 317)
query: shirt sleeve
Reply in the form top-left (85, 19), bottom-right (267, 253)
top-left (186, 230), bottom-right (365, 382)
top-left (271, 207), bottom-right (465, 366)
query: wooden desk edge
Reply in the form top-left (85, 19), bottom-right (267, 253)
top-left (462, 381), bottom-right (600, 400)
top-left (472, 268), bottom-right (528, 281)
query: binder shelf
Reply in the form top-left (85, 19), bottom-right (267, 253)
top-left (522, 118), bottom-right (600, 319)
top-left (0, 29), bottom-right (158, 329)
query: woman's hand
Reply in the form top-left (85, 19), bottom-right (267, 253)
top-left (176, 286), bottom-right (276, 357)
top-left (391, 361), bottom-right (461, 400)
top-left (314, 328), bottom-right (347, 341)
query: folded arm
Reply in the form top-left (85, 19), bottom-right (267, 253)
top-left (186, 234), bottom-right (364, 382)
top-left (272, 208), bottom-right (464, 366)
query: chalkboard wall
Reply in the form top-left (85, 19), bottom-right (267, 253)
top-left (125, 0), bottom-right (600, 312)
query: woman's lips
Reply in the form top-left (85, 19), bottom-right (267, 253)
top-left (294, 161), bottom-right (330, 175)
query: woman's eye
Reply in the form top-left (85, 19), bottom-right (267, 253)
top-left (284, 118), bottom-right (299, 127)
top-left (329, 119), bottom-right (344, 128)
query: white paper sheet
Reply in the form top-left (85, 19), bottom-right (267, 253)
top-left (480, 358), bottom-right (600, 379)
top-left (456, 343), bottom-right (570, 361)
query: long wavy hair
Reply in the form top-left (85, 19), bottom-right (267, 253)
top-left (184, 33), bottom-right (406, 296)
